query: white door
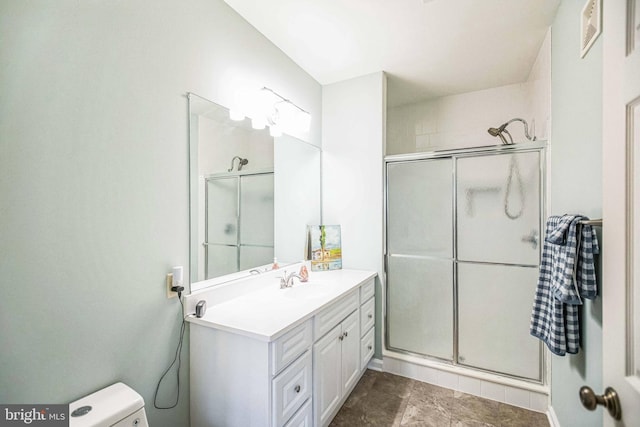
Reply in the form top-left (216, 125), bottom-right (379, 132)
top-left (602, 1), bottom-right (640, 425)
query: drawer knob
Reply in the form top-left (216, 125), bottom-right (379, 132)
top-left (368, 314), bottom-right (373, 319)
top-left (294, 385), bottom-right (301, 393)
top-left (339, 335), bottom-right (344, 341)
top-left (343, 331), bottom-right (348, 338)
top-left (368, 345), bottom-right (372, 350)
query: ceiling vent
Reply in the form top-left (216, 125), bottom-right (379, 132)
top-left (580, 0), bottom-right (602, 58)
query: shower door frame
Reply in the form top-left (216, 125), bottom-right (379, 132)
top-left (383, 141), bottom-right (547, 384)
top-left (204, 169), bottom-right (274, 279)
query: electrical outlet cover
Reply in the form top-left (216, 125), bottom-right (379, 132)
top-left (166, 273), bottom-right (177, 298)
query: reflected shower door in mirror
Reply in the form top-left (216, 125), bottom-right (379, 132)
top-left (204, 172), bottom-right (274, 279)
top-left (188, 93), bottom-right (321, 291)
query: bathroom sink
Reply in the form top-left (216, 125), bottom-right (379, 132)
top-left (282, 283), bottom-right (332, 300)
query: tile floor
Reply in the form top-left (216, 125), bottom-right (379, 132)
top-left (330, 370), bottom-right (550, 427)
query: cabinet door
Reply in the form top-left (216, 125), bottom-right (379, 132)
top-left (313, 325), bottom-right (342, 426)
top-left (341, 311), bottom-right (360, 395)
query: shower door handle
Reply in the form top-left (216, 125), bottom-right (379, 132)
top-left (521, 230), bottom-right (538, 249)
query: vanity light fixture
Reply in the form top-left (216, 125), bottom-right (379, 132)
top-left (229, 87), bottom-right (312, 134)
top-left (260, 87), bottom-right (312, 133)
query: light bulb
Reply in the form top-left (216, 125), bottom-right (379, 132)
top-left (251, 116), bottom-right (266, 130)
top-left (269, 124), bottom-right (282, 137)
top-left (229, 109), bottom-right (244, 121)
top-left (277, 101), bottom-right (298, 131)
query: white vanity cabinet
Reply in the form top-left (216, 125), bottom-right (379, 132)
top-left (190, 319), bottom-right (313, 427)
top-left (188, 268), bottom-right (376, 427)
top-left (359, 280), bottom-right (376, 371)
top-left (312, 278), bottom-right (376, 426)
top-left (313, 310), bottom-right (360, 426)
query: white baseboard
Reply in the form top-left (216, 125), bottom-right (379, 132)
top-left (381, 355), bottom-right (549, 413)
top-left (547, 405), bottom-right (561, 427)
top-left (367, 357), bottom-right (383, 371)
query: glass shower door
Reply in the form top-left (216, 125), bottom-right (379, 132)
top-left (456, 151), bottom-right (542, 380)
top-left (385, 148), bottom-right (544, 382)
top-left (457, 151), bottom-right (540, 265)
top-left (386, 159), bottom-right (454, 360)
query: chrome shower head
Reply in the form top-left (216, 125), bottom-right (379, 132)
top-left (228, 156), bottom-right (249, 172)
top-left (487, 126), bottom-right (512, 145)
top-left (488, 127), bottom-right (502, 137)
top-left (487, 118), bottom-right (536, 145)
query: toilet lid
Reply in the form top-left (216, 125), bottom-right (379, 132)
top-left (69, 382), bottom-right (144, 427)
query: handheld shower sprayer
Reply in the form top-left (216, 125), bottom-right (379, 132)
top-left (487, 118), bottom-right (536, 145)
top-left (228, 156), bottom-right (249, 172)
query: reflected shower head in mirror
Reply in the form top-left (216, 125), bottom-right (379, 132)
top-left (228, 156), bottom-right (249, 172)
top-left (487, 118), bottom-right (536, 145)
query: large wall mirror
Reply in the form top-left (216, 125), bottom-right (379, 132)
top-left (188, 93), bottom-right (322, 291)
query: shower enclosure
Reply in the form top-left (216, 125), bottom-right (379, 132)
top-left (385, 143), bottom-right (545, 382)
top-left (204, 170), bottom-right (274, 279)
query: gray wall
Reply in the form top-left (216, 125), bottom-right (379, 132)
top-left (0, 1), bottom-right (321, 426)
top-left (549, 1), bottom-right (603, 426)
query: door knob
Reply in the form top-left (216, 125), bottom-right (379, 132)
top-left (579, 386), bottom-right (622, 420)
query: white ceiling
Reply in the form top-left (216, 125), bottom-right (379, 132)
top-left (223, 0), bottom-right (560, 107)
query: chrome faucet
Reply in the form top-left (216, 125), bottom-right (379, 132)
top-left (279, 270), bottom-right (303, 289)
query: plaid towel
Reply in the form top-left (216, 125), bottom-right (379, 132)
top-left (530, 215), bottom-right (599, 355)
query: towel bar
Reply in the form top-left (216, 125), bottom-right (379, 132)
top-left (579, 219), bottom-right (602, 226)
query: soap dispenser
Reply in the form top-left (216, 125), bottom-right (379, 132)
top-left (299, 261), bottom-right (309, 282)
top-left (272, 257), bottom-right (279, 270)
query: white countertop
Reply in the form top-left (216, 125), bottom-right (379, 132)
top-left (186, 268), bottom-right (376, 342)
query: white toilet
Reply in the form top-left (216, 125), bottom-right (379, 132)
top-left (69, 382), bottom-right (149, 427)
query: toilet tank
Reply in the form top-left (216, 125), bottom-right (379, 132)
top-left (69, 382), bottom-right (149, 427)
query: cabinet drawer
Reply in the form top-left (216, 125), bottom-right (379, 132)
top-left (283, 398), bottom-right (312, 427)
top-left (360, 297), bottom-right (375, 335)
top-left (360, 278), bottom-right (375, 303)
top-left (272, 320), bottom-right (313, 375)
top-left (360, 327), bottom-right (375, 371)
top-left (314, 289), bottom-right (358, 339)
top-left (272, 351), bottom-right (312, 427)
